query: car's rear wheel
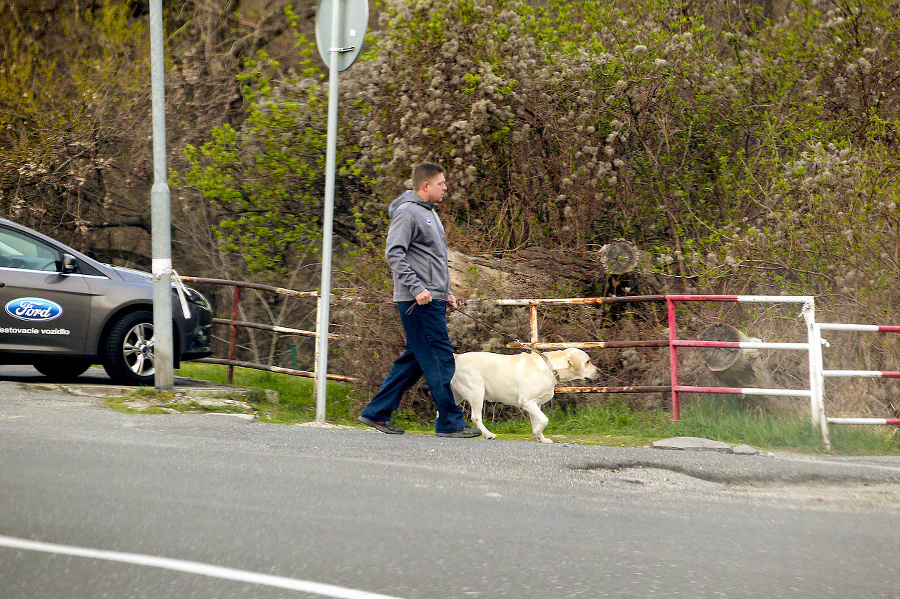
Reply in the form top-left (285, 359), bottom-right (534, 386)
top-left (103, 311), bottom-right (155, 385)
top-left (32, 357), bottom-right (93, 380)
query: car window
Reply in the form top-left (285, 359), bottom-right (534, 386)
top-left (0, 226), bottom-right (61, 271)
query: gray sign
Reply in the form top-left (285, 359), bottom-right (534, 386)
top-left (315, 0), bottom-right (369, 71)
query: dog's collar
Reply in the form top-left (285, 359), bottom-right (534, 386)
top-left (534, 350), bottom-right (561, 384)
top-left (513, 341), bottom-right (562, 384)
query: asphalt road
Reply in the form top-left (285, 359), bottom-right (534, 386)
top-left (3, 370), bottom-right (900, 598)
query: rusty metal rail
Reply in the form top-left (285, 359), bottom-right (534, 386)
top-left (556, 385), bottom-right (670, 393)
top-left (493, 296), bottom-right (667, 354)
top-left (178, 276), bottom-right (318, 299)
top-left (489, 297), bottom-right (671, 396)
top-left (527, 341), bottom-right (668, 349)
top-left (210, 318), bottom-right (344, 340)
top-left (178, 276), bottom-right (358, 384)
top-left (495, 296), bottom-right (666, 305)
top-left (199, 357), bottom-right (358, 383)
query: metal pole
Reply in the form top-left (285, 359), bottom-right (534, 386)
top-left (812, 323), bottom-right (831, 450)
top-left (529, 305), bottom-right (538, 344)
top-left (314, 0), bottom-right (342, 423)
top-left (667, 298), bottom-right (680, 421)
top-left (228, 286), bottom-right (240, 385)
top-left (149, 0), bottom-right (174, 392)
top-left (313, 294), bottom-right (321, 400)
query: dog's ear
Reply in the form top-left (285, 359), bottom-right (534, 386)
top-left (567, 350), bottom-right (586, 371)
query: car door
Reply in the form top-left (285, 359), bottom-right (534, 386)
top-left (0, 226), bottom-right (93, 355)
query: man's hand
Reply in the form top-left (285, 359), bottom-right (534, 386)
top-left (447, 294), bottom-right (457, 310)
top-left (415, 289), bottom-right (433, 305)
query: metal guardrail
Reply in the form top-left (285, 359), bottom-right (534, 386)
top-left (812, 322), bottom-right (900, 449)
top-left (177, 276), bottom-right (359, 385)
top-left (177, 278), bottom-right (900, 450)
top-left (494, 295), bottom-right (816, 422)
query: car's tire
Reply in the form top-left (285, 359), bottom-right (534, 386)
top-left (103, 311), bottom-right (156, 385)
top-left (32, 358), bottom-right (93, 380)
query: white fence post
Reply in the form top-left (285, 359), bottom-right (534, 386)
top-left (811, 323), bottom-right (831, 449)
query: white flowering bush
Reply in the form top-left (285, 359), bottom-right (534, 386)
top-left (345, 0), bottom-right (573, 248)
top-left (168, 0), bottom-right (900, 316)
top-left (342, 0), bottom-right (898, 290)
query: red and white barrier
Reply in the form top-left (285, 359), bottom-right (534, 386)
top-left (827, 418), bottom-right (900, 426)
top-left (822, 370), bottom-right (900, 378)
top-left (496, 293), bottom-right (900, 451)
top-left (811, 321), bottom-right (900, 449)
top-left (819, 323), bottom-right (900, 333)
top-left (673, 385), bottom-right (812, 397)
top-left (671, 340), bottom-right (809, 350)
top-left (666, 294), bottom-right (813, 303)
top-left (666, 295), bottom-right (816, 422)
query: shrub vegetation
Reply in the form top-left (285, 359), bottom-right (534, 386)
top-left (5, 0), bottom-right (900, 435)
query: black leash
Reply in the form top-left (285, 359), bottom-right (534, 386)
top-left (447, 303), bottom-right (561, 383)
top-left (405, 301), bottom-right (561, 383)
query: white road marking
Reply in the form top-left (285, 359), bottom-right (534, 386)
top-left (0, 534), bottom-right (405, 599)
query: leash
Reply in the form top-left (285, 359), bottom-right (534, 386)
top-left (445, 303), bottom-right (561, 384)
top-left (403, 301), bottom-right (561, 383)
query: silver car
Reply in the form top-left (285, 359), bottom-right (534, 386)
top-left (0, 217), bottom-right (213, 385)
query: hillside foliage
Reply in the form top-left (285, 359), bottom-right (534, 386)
top-left (345, 0), bottom-right (900, 312)
top-left (170, 0), bottom-right (900, 320)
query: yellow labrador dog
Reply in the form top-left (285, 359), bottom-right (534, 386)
top-left (451, 348), bottom-right (600, 443)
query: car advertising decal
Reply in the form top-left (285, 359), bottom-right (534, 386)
top-left (5, 297), bottom-right (63, 322)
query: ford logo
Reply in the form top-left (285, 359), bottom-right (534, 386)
top-left (5, 298), bottom-right (63, 322)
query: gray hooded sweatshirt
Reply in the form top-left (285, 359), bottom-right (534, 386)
top-left (385, 190), bottom-right (452, 302)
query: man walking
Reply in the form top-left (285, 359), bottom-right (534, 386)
top-left (358, 162), bottom-right (480, 438)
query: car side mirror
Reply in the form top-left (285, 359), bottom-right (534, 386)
top-left (60, 253), bottom-right (78, 274)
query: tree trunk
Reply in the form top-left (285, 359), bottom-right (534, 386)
top-left (699, 323), bottom-right (793, 413)
top-left (598, 240), bottom-right (639, 274)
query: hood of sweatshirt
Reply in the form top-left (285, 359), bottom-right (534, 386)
top-left (388, 190), bottom-right (433, 217)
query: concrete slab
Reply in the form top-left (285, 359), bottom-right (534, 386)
top-left (653, 436), bottom-right (734, 452)
top-left (732, 444), bottom-right (761, 456)
top-left (22, 381), bottom-right (276, 404)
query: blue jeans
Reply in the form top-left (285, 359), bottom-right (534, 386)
top-left (361, 300), bottom-right (466, 433)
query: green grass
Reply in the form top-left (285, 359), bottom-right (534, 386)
top-left (104, 386), bottom-right (255, 416)
top-left (173, 363), bottom-right (900, 455)
top-left (174, 362), bottom-right (356, 423)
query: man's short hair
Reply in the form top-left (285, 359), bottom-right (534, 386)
top-left (412, 162), bottom-right (445, 191)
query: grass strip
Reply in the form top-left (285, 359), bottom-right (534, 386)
top-left (173, 363), bottom-right (900, 455)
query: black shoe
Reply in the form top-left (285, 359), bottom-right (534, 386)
top-left (358, 415), bottom-right (405, 434)
top-left (436, 425), bottom-right (482, 438)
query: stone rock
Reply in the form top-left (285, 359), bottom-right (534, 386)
top-left (732, 444), bottom-right (760, 456)
top-left (652, 437), bottom-right (734, 452)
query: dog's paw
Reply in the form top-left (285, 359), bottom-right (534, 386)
top-left (484, 432), bottom-right (497, 440)
top-left (537, 436), bottom-right (554, 444)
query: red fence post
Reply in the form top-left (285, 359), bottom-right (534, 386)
top-left (667, 297), bottom-right (680, 422)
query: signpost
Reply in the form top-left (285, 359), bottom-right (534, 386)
top-left (314, 0), bottom-right (368, 423)
top-left (149, 0), bottom-right (174, 392)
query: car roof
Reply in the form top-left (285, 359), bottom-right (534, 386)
top-left (0, 217), bottom-right (115, 277)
